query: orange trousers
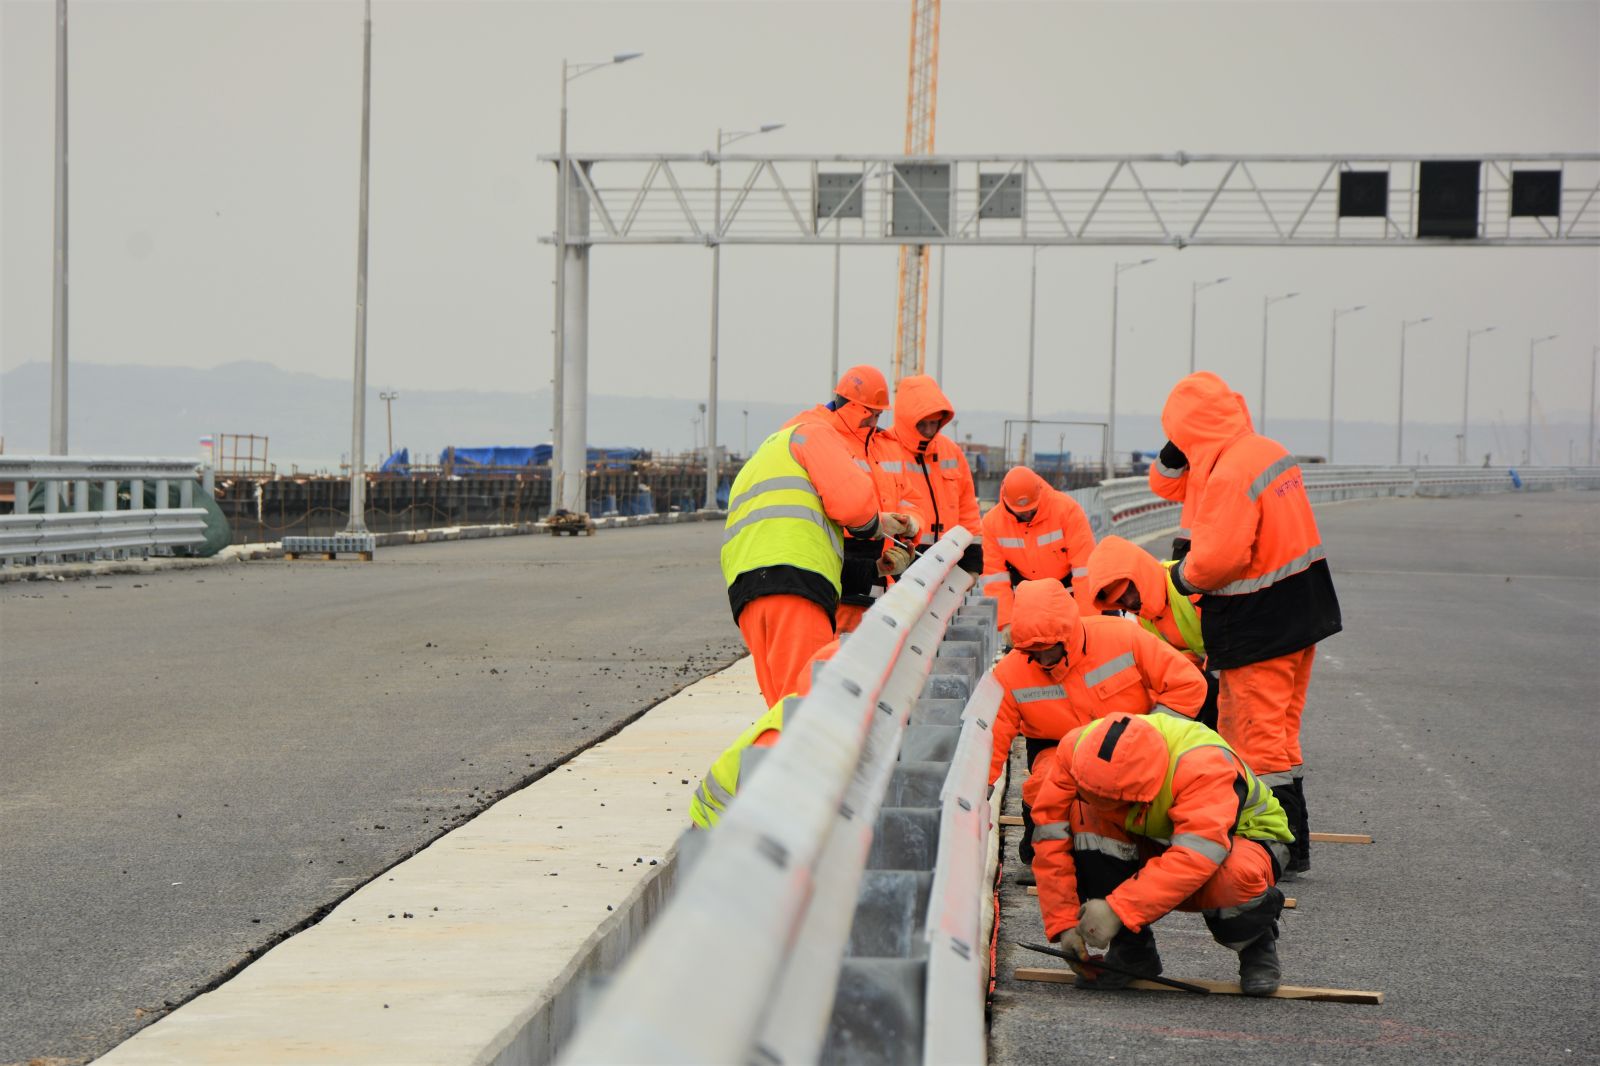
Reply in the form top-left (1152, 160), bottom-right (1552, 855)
top-left (1072, 800), bottom-right (1280, 921)
top-left (738, 594), bottom-right (835, 707)
top-left (1217, 645), bottom-right (1316, 780)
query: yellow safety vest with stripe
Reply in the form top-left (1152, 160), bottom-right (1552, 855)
top-left (720, 425), bottom-right (845, 596)
top-left (689, 697), bottom-right (795, 829)
top-left (1070, 713), bottom-right (1291, 849)
top-left (1137, 559), bottom-right (1206, 659)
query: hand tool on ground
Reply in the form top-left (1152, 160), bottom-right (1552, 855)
top-left (1015, 941), bottom-right (1209, 994)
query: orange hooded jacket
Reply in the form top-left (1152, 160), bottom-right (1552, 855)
top-left (1086, 535), bottom-right (1203, 666)
top-left (979, 467), bottom-right (1098, 626)
top-left (882, 376), bottom-right (982, 549)
top-left (1161, 373), bottom-right (1341, 670)
top-left (1147, 385), bottom-right (1253, 554)
top-left (987, 580), bottom-right (1206, 785)
top-left (1029, 713), bottom-right (1265, 938)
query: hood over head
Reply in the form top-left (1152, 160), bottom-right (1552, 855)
top-left (1009, 579), bottom-right (1083, 654)
top-left (1070, 713), bottom-right (1168, 805)
top-left (891, 375), bottom-right (955, 446)
top-left (1160, 372), bottom-right (1254, 469)
top-left (1086, 535), bottom-right (1168, 618)
top-left (1000, 466), bottom-right (1047, 514)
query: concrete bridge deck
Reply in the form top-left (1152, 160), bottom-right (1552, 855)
top-left (2, 492), bottom-right (1596, 1064)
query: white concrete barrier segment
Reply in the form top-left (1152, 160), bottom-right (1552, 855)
top-left (97, 658), bottom-right (763, 1066)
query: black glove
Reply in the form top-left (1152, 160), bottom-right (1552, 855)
top-left (1159, 440), bottom-right (1188, 470)
top-left (1171, 536), bottom-right (1191, 561)
top-left (1170, 561), bottom-right (1199, 597)
top-left (959, 542), bottom-right (984, 575)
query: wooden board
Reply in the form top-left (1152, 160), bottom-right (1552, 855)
top-left (1020, 886), bottom-right (1295, 908)
top-left (1014, 967), bottom-right (1382, 1004)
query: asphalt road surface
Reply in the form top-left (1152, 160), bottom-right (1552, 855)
top-left (989, 491), bottom-right (1600, 1065)
top-left (0, 524), bottom-right (746, 1065)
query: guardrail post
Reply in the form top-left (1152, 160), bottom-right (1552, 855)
top-left (155, 479), bottom-right (169, 509)
top-left (74, 479), bottom-right (89, 512)
top-left (130, 479), bottom-right (145, 510)
top-left (14, 481), bottom-right (28, 514)
top-left (102, 479), bottom-right (117, 511)
top-left (180, 479), bottom-right (194, 509)
top-left (44, 482), bottom-right (59, 514)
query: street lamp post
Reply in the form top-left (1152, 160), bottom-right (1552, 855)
top-left (1259, 291), bottom-right (1299, 434)
top-left (343, 0), bottom-right (374, 535)
top-left (1108, 257), bottom-right (1156, 479)
top-left (707, 123), bottom-right (784, 510)
top-left (1396, 315), bottom-right (1432, 465)
top-left (742, 409), bottom-right (750, 456)
top-left (1024, 246), bottom-right (1038, 467)
top-left (1188, 276), bottom-right (1230, 374)
top-left (553, 52), bottom-right (641, 517)
top-left (1327, 305), bottom-right (1367, 463)
top-left (1525, 334), bottom-right (1559, 464)
top-left (50, 0), bottom-right (68, 456)
top-left (1460, 326), bottom-right (1496, 464)
top-left (379, 390), bottom-right (398, 459)
top-left (1590, 345), bottom-right (1598, 466)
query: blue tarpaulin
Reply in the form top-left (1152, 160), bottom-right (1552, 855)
top-left (441, 445), bottom-right (646, 471)
top-left (379, 448), bottom-right (411, 473)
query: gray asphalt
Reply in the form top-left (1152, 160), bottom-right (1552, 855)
top-left (990, 490), bottom-right (1600, 1065)
top-left (0, 524), bottom-right (745, 1066)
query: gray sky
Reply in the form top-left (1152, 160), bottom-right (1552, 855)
top-left (2, 0), bottom-right (1597, 457)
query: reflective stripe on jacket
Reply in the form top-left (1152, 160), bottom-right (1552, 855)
top-left (721, 426), bottom-right (848, 595)
top-left (1135, 560), bottom-right (1205, 660)
top-left (979, 489), bottom-right (1098, 627)
top-left (688, 698), bottom-right (793, 829)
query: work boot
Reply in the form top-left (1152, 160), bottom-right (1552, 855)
top-left (1287, 779), bottom-right (1311, 873)
top-left (1272, 782), bottom-right (1308, 878)
top-left (1075, 927), bottom-right (1162, 990)
top-left (1237, 925), bottom-right (1282, 997)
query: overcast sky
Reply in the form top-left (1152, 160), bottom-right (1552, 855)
top-left (2, 0), bottom-right (1597, 456)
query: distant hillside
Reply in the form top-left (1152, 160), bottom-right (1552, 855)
top-left (1, 361), bottom-right (1581, 469)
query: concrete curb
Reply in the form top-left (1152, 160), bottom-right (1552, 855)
top-left (0, 511), bottom-right (728, 584)
top-left (96, 658), bottom-right (762, 1066)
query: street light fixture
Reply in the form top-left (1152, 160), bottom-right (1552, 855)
top-left (1396, 316), bottom-right (1432, 465)
top-left (1108, 257), bottom-right (1157, 479)
top-left (1327, 304), bottom-right (1367, 463)
top-left (706, 122), bottom-right (784, 509)
top-left (1259, 291), bottom-right (1299, 434)
top-left (1525, 334), bottom-right (1559, 464)
top-left (1459, 326), bottom-right (1495, 464)
top-left (553, 51), bottom-right (642, 517)
top-left (1188, 276), bottom-right (1230, 374)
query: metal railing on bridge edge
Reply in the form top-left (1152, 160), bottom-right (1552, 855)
top-left (0, 456), bottom-right (209, 566)
top-left (559, 529), bottom-right (1001, 1066)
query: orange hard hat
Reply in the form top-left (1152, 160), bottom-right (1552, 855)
top-left (1001, 466), bottom-right (1047, 512)
top-left (834, 365), bottom-right (890, 411)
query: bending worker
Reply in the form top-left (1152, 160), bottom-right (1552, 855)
top-left (883, 374), bottom-right (984, 576)
top-left (1086, 534), bottom-right (1218, 729)
top-left (690, 640), bottom-right (838, 828)
top-left (722, 417), bottom-right (916, 706)
top-left (1030, 712), bottom-right (1293, 996)
top-left (980, 465), bottom-right (1098, 643)
top-left (1157, 371), bottom-right (1342, 876)
top-left (786, 365), bottom-right (923, 633)
top-left (989, 580), bottom-right (1207, 862)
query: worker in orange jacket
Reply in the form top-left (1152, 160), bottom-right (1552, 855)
top-left (989, 580), bottom-right (1207, 862)
top-left (786, 365), bottom-right (924, 633)
top-left (1086, 534), bottom-right (1219, 729)
top-left (979, 466), bottom-right (1098, 640)
top-left (1030, 712), bottom-right (1293, 996)
top-left (1158, 371), bottom-right (1342, 876)
top-left (722, 415), bottom-right (917, 706)
top-left (881, 374), bottom-right (984, 576)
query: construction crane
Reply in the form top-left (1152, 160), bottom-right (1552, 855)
top-left (892, 0), bottom-right (941, 386)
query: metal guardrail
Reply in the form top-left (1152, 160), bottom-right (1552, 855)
top-left (1078, 464), bottom-right (1600, 543)
top-left (0, 456), bottom-right (208, 565)
top-left (560, 530), bottom-right (999, 1066)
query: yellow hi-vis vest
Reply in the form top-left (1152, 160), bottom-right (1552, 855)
top-left (720, 426), bottom-right (845, 595)
top-left (1071, 713), bottom-right (1292, 847)
top-left (1137, 559), bottom-right (1205, 659)
top-left (689, 696), bottom-right (796, 829)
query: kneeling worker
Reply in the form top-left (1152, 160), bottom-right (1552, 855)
top-left (1085, 534), bottom-right (1218, 729)
top-left (990, 580), bottom-right (1208, 861)
top-left (1031, 712), bottom-right (1293, 996)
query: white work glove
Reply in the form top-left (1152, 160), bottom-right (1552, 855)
top-left (999, 624), bottom-right (1012, 650)
top-left (879, 512), bottom-right (919, 540)
top-left (1077, 898), bottom-right (1123, 949)
top-left (1054, 927), bottom-right (1089, 962)
top-left (876, 542), bottom-right (913, 577)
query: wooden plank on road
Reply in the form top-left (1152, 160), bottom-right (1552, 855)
top-left (1014, 967), bottom-right (1383, 1004)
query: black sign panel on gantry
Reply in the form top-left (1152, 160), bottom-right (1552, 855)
top-left (891, 163), bottom-right (952, 238)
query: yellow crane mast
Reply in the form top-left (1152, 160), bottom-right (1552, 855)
top-left (892, 0), bottom-right (942, 386)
